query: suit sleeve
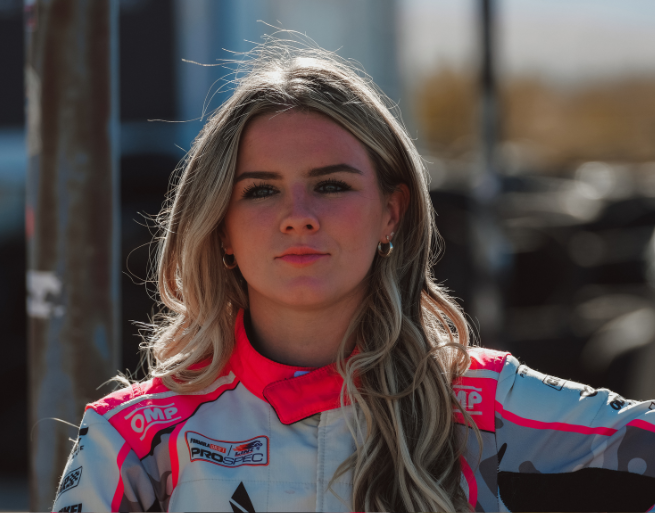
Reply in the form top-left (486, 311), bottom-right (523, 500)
top-left (52, 408), bottom-right (158, 513)
top-left (494, 354), bottom-right (655, 512)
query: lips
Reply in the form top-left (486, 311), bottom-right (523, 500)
top-left (276, 247), bottom-right (329, 266)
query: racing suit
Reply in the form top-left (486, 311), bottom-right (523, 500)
top-left (52, 309), bottom-right (655, 512)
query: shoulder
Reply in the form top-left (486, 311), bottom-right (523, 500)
top-left (454, 347), bottom-right (646, 433)
top-left (489, 354), bottom-right (655, 511)
top-left (488, 352), bottom-right (655, 443)
top-left (86, 372), bottom-right (239, 458)
top-left (467, 346), bottom-right (511, 374)
top-left (458, 348), bottom-right (621, 423)
top-left (87, 378), bottom-right (171, 416)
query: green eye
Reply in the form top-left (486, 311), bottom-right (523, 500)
top-left (316, 179), bottom-right (351, 193)
top-left (242, 183), bottom-right (278, 199)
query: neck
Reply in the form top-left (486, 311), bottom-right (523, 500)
top-left (246, 291), bottom-right (363, 368)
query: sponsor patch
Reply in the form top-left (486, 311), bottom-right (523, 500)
top-left (57, 466), bottom-right (82, 497)
top-left (59, 503), bottom-right (82, 512)
top-left (124, 403), bottom-right (182, 441)
top-left (543, 375), bottom-right (565, 391)
top-left (454, 385), bottom-right (483, 416)
top-left (186, 431), bottom-right (268, 468)
top-left (609, 394), bottom-right (633, 411)
top-left (452, 377), bottom-right (496, 432)
top-left (70, 427), bottom-right (87, 460)
top-left (70, 438), bottom-right (84, 460)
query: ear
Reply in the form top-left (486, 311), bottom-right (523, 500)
top-left (382, 184), bottom-right (409, 239)
top-left (218, 225), bottom-right (234, 255)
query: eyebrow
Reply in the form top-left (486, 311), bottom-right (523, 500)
top-left (308, 164), bottom-right (363, 177)
top-left (234, 164), bottom-right (363, 183)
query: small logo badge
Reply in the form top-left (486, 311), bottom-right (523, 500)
top-left (580, 385), bottom-right (598, 398)
top-left (186, 431), bottom-right (269, 468)
top-left (57, 466), bottom-right (82, 497)
top-left (543, 375), bottom-right (565, 391)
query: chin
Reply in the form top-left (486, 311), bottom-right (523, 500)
top-left (249, 275), bottom-right (366, 310)
top-left (276, 288), bottom-right (337, 308)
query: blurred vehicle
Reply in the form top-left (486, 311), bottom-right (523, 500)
top-left (430, 164), bottom-right (655, 400)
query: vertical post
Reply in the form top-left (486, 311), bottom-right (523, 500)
top-left (479, 0), bottom-right (498, 191)
top-left (470, 0), bottom-right (505, 346)
top-left (24, 0), bottom-right (120, 510)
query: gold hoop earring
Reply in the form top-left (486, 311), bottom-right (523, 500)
top-left (377, 236), bottom-right (394, 258)
top-left (223, 253), bottom-right (237, 270)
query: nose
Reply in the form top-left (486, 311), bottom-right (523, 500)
top-left (279, 184), bottom-right (320, 234)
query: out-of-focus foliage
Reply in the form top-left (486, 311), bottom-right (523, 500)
top-left (415, 67), bottom-right (477, 158)
top-left (504, 76), bottom-right (655, 170)
top-left (416, 70), bottom-right (655, 171)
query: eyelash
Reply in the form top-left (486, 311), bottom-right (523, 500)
top-left (316, 179), bottom-right (352, 193)
top-left (242, 182), bottom-right (277, 199)
top-left (241, 179), bottom-right (352, 199)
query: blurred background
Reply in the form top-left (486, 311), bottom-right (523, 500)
top-left (2, 0), bottom-right (655, 509)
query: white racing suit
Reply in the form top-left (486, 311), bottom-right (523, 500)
top-left (52, 310), bottom-right (655, 512)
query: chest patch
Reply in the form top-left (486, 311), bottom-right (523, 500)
top-left (185, 431), bottom-right (269, 468)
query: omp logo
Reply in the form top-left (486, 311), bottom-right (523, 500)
top-left (186, 431), bottom-right (269, 468)
top-left (453, 385), bottom-right (483, 416)
top-left (124, 403), bottom-right (182, 441)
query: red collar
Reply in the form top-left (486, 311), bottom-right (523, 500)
top-left (228, 309), bottom-right (348, 425)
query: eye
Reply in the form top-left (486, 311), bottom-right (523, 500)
top-left (316, 179), bottom-right (352, 194)
top-left (242, 182), bottom-right (278, 199)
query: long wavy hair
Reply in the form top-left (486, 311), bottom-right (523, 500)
top-left (146, 41), bottom-right (476, 512)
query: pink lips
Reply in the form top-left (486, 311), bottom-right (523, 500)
top-left (276, 247), bottom-right (329, 266)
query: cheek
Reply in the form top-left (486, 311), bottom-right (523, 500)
top-left (322, 194), bottom-right (384, 248)
top-left (225, 204), bottom-right (277, 252)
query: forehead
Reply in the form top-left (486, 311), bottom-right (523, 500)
top-left (236, 109), bottom-right (374, 174)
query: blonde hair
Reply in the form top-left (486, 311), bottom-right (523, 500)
top-left (147, 41), bottom-right (476, 512)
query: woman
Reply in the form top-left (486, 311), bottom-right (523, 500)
top-left (52, 45), bottom-right (655, 513)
